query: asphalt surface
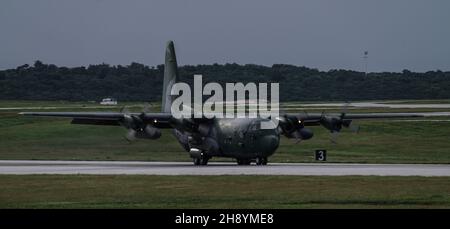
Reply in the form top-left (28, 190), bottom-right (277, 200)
top-left (0, 160), bottom-right (449, 176)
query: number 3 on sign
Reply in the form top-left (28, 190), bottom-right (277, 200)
top-left (315, 150), bottom-right (327, 161)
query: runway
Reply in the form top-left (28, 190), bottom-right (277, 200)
top-left (295, 102), bottom-right (450, 109)
top-left (0, 160), bottom-right (449, 176)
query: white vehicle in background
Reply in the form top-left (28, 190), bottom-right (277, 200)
top-left (100, 98), bottom-right (117, 105)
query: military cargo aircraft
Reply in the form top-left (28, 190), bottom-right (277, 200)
top-left (21, 41), bottom-right (432, 165)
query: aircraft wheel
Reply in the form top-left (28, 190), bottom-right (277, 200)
top-left (256, 157), bottom-right (268, 165)
top-left (256, 157), bottom-right (263, 165)
top-left (193, 158), bottom-right (201, 166)
top-left (193, 156), bottom-right (209, 166)
top-left (262, 157), bottom-right (268, 165)
top-left (200, 157), bottom-right (209, 165)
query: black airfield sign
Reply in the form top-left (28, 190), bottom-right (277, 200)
top-left (315, 150), bottom-right (327, 161)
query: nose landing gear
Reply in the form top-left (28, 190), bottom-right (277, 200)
top-left (190, 148), bottom-right (210, 166)
top-left (193, 156), bottom-right (209, 166)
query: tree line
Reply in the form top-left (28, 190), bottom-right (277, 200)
top-left (1, 60), bottom-right (449, 102)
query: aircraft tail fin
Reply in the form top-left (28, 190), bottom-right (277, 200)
top-left (161, 40), bottom-right (178, 113)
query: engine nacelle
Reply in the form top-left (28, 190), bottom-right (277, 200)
top-left (293, 128), bottom-right (314, 140)
top-left (320, 116), bottom-right (351, 132)
top-left (284, 127), bottom-right (314, 140)
top-left (300, 128), bottom-right (314, 140)
top-left (134, 125), bottom-right (161, 139)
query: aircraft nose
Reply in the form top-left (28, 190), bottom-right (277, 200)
top-left (261, 134), bottom-right (280, 154)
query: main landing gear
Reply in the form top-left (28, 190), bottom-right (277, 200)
top-left (193, 156), bottom-right (209, 166)
top-left (255, 157), bottom-right (268, 165)
top-left (236, 157), bottom-right (268, 166)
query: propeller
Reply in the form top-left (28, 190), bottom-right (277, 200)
top-left (341, 101), bottom-right (360, 134)
top-left (120, 106), bottom-right (130, 115)
top-left (143, 102), bottom-right (152, 113)
top-left (119, 106), bottom-right (134, 142)
top-left (120, 104), bottom-right (161, 142)
top-left (125, 129), bottom-right (137, 142)
top-left (330, 131), bottom-right (339, 144)
top-left (292, 130), bottom-right (303, 144)
top-left (320, 102), bottom-right (360, 144)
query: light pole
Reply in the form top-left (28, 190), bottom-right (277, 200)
top-left (363, 51), bottom-right (368, 76)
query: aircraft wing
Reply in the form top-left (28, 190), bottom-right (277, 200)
top-left (292, 112), bottom-right (428, 124)
top-left (276, 112), bottom-right (450, 138)
top-left (278, 111), bottom-right (450, 135)
top-left (19, 112), bottom-right (173, 128)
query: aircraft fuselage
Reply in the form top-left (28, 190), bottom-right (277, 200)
top-left (173, 117), bottom-right (280, 161)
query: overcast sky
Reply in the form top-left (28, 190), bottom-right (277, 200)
top-left (1, 0), bottom-right (449, 72)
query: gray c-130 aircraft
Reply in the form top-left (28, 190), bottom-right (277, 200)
top-left (22, 41), bottom-right (431, 165)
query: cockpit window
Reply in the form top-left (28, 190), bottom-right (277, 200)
top-left (249, 120), bottom-right (261, 131)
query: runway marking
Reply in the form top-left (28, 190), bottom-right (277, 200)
top-left (0, 160), bottom-right (449, 176)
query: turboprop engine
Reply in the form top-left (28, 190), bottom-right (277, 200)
top-left (278, 115), bottom-right (314, 142)
top-left (121, 114), bottom-right (161, 141)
